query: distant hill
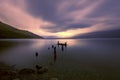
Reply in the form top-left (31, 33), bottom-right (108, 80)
top-left (0, 21), bottom-right (43, 39)
top-left (73, 29), bottom-right (120, 38)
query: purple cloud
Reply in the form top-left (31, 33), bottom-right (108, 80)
top-left (0, 0), bottom-right (120, 37)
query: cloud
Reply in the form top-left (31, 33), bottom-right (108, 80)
top-left (87, 0), bottom-right (120, 18)
top-left (41, 23), bottom-right (92, 33)
top-left (25, 0), bottom-right (104, 33)
top-left (0, 0), bottom-right (56, 37)
top-left (0, 0), bottom-right (120, 38)
top-left (26, 0), bottom-right (60, 22)
top-left (59, 0), bottom-right (103, 20)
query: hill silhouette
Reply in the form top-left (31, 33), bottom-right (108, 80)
top-left (0, 21), bottom-right (43, 39)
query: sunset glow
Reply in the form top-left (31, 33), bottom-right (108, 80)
top-left (0, 0), bottom-right (120, 38)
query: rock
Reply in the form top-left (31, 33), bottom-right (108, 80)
top-left (0, 70), bottom-right (9, 76)
top-left (13, 78), bottom-right (20, 80)
top-left (37, 67), bottom-right (48, 74)
top-left (50, 77), bottom-right (58, 80)
top-left (35, 65), bottom-right (42, 70)
top-left (0, 70), bottom-right (17, 76)
top-left (18, 68), bottom-right (35, 75)
top-left (35, 65), bottom-right (48, 74)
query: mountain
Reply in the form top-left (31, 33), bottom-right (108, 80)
top-left (0, 21), bottom-right (43, 39)
top-left (73, 29), bottom-right (120, 38)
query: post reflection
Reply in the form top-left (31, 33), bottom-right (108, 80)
top-left (50, 41), bottom-right (68, 64)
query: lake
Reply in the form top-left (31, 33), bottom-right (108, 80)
top-left (0, 39), bottom-right (120, 80)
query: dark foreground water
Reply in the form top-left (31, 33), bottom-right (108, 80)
top-left (0, 39), bottom-right (120, 80)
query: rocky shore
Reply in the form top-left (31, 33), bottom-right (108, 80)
top-left (0, 62), bottom-right (53, 80)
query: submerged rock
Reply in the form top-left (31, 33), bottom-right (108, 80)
top-left (0, 70), bottom-right (17, 76)
top-left (35, 65), bottom-right (48, 74)
top-left (50, 77), bottom-right (58, 80)
top-left (36, 65), bottom-right (42, 70)
top-left (37, 67), bottom-right (48, 74)
top-left (18, 68), bottom-right (35, 75)
top-left (13, 78), bottom-right (20, 80)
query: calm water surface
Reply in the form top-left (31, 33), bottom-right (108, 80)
top-left (0, 39), bottom-right (120, 80)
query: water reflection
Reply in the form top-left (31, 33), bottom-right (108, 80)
top-left (0, 39), bottom-right (120, 69)
top-left (53, 46), bottom-right (57, 63)
top-left (30, 39), bottom-right (46, 49)
top-left (48, 41), bottom-right (68, 64)
top-left (0, 39), bottom-right (120, 80)
top-left (57, 41), bottom-right (67, 51)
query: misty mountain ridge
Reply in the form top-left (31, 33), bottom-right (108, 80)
top-left (73, 29), bottom-right (120, 38)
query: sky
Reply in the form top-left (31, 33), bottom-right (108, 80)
top-left (0, 0), bottom-right (120, 38)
